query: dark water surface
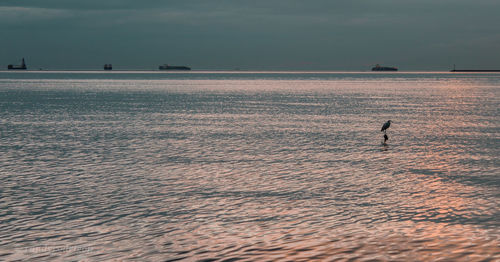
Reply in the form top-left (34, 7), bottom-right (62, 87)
top-left (0, 71), bottom-right (499, 261)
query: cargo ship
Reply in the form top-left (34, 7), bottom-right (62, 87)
top-left (104, 64), bottom-right (112, 70)
top-left (8, 58), bottom-right (27, 70)
top-left (159, 64), bottom-right (191, 71)
top-left (371, 64), bottom-right (397, 71)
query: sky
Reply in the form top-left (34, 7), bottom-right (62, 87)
top-left (1, 0), bottom-right (500, 70)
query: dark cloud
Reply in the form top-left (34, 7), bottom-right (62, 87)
top-left (1, 1), bottom-right (500, 70)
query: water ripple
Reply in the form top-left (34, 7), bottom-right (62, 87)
top-left (1, 73), bottom-right (499, 261)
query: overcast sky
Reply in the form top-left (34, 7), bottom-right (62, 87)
top-left (1, 0), bottom-right (499, 70)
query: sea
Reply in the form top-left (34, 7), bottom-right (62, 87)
top-left (0, 71), bottom-right (499, 261)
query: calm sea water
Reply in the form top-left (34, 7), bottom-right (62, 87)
top-left (0, 71), bottom-right (499, 261)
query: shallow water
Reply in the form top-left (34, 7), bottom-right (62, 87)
top-left (0, 71), bottom-right (499, 261)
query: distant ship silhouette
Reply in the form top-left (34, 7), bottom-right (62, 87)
top-left (104, 64), bottom-right (112, 70)
top-left (8, 58), bottom-right (27, 70)
top-left (371, 64), bottom-right (397, 71)
top-left (159, 64), bottom-right (191, 71)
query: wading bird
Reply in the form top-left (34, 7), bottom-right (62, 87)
top-left (381, 120), bottom-right (391, 134)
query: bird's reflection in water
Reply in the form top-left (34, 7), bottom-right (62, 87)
top-left (381, 134), bottom-right (389, 150)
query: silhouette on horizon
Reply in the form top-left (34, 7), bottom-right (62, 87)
top-left (8, 58), bottom-right (27, 70)
top-left (372, 64), bottom-right (398, 71)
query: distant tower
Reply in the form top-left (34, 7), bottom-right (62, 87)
top-left (7, 58), bottom-right (27, 70)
